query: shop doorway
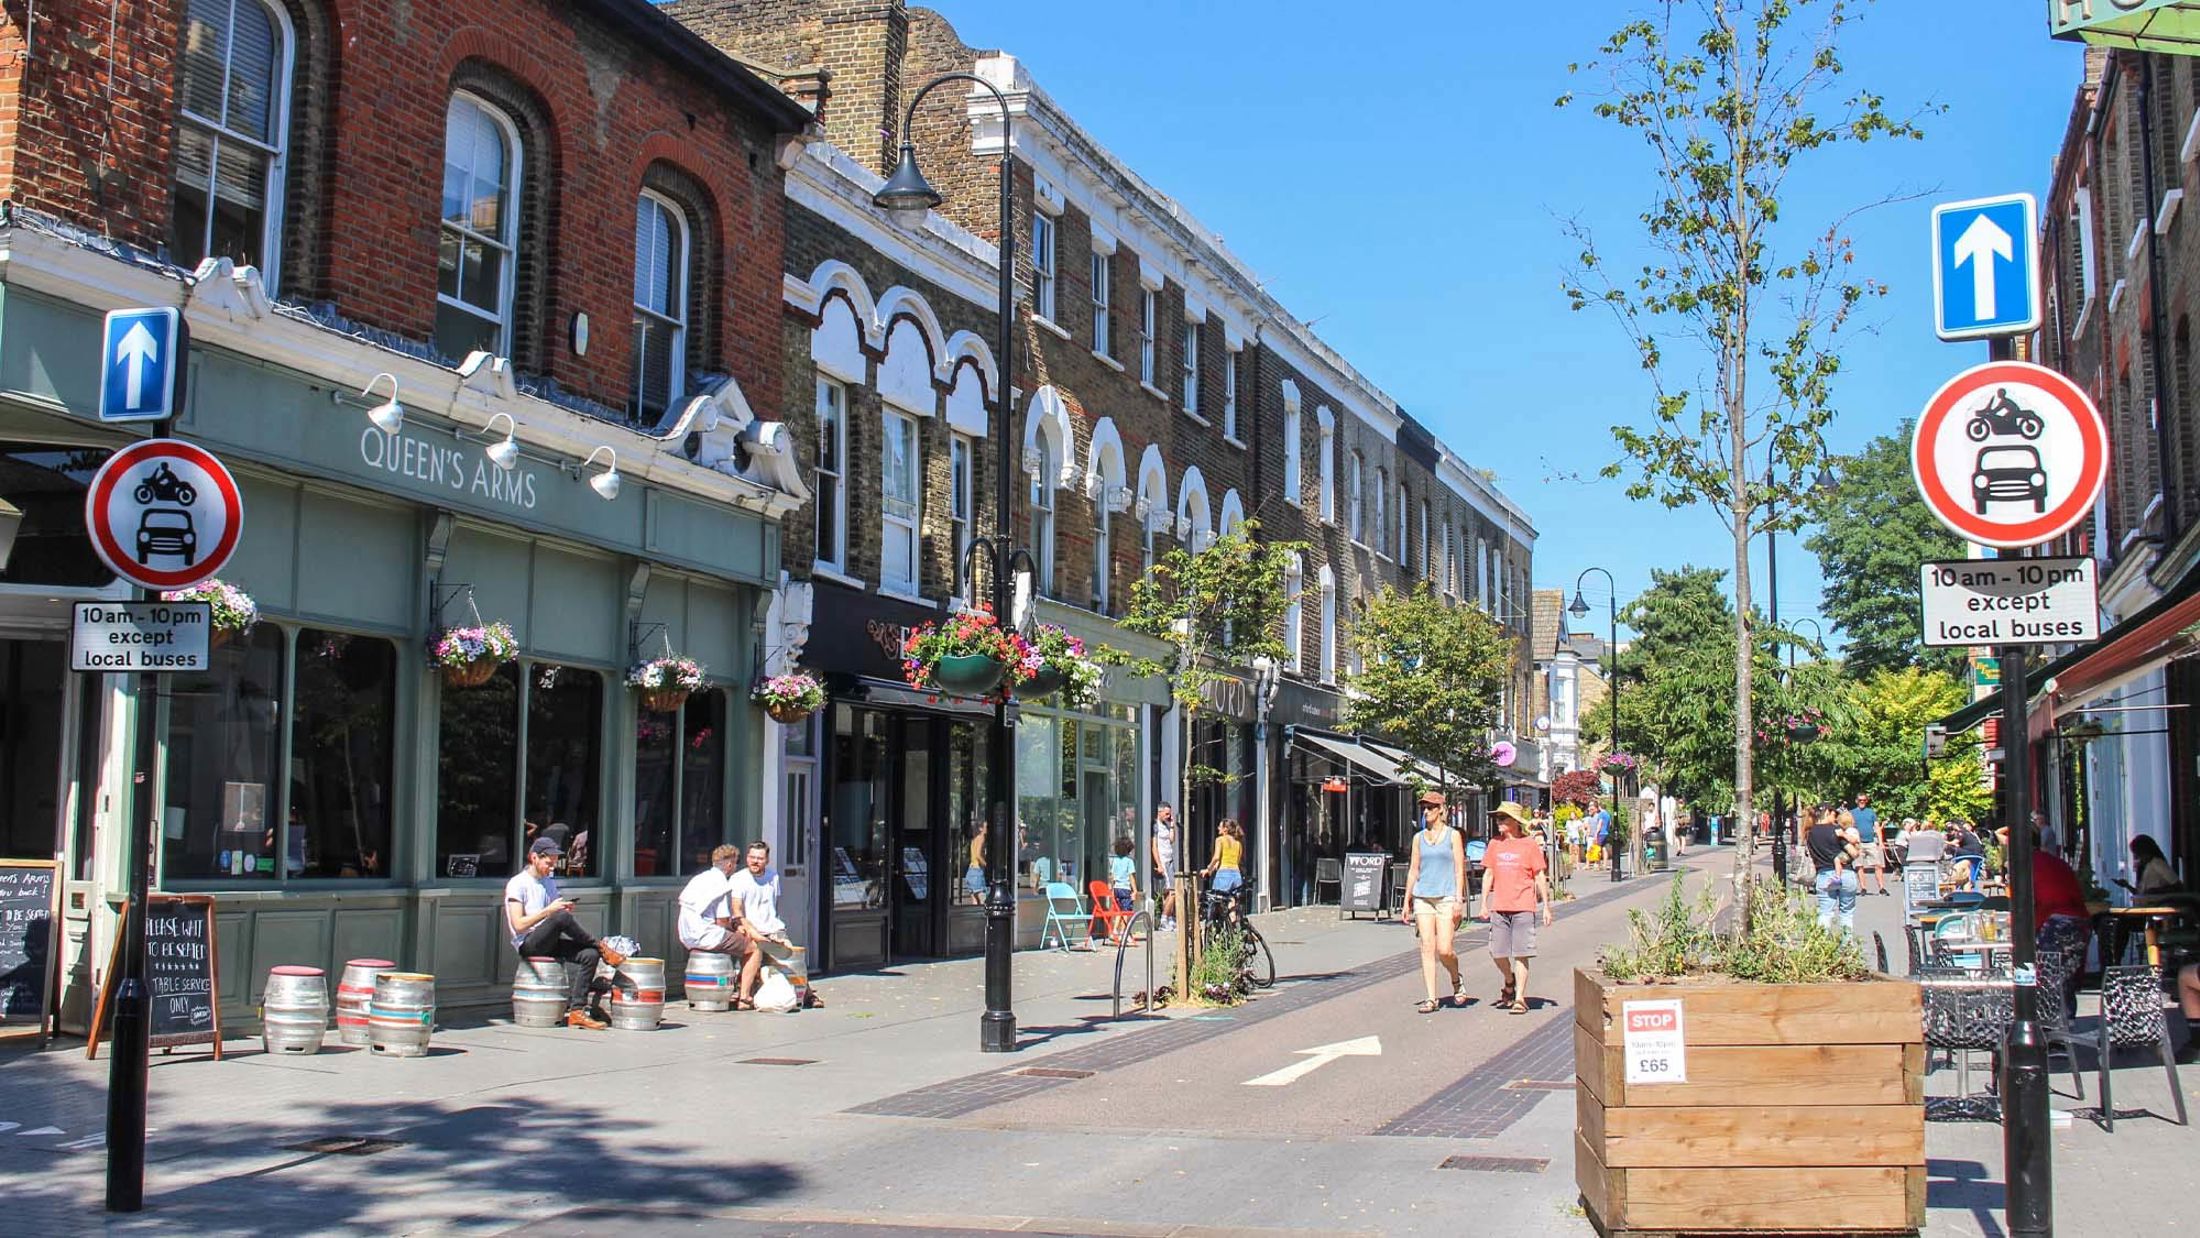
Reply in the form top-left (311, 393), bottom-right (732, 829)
top-left (0, 637), bottom-right (68, 859)
top-left (889, 716), bottom-right (937, 959)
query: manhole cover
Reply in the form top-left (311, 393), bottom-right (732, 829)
top-left (280, 1136), bottom-right (404, 1157)
top-left (738, 1057), bottom-right (817, 1067)
top-left (1438, 1154), bottom-right (1548, 1174)
top-left (1013, 1067), bottom-right (1095, 1079)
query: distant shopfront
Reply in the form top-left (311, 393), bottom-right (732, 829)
top-left (0, 263), bottom-right (791, 1032)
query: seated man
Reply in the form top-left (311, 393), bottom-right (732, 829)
top-left (678, 844), bottom-right (752, 961)
top-left (506, 837), bottom-right (626, 1030)
top-left (729, 841), bottom-right (817, 1007)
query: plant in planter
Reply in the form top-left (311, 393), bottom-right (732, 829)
top-left (1577, 878), bottom-right (1920, 1237)
top-left (432, 621), bottom-right (519, 689)
top-left (161, 578), bottom-right (257, 647)
top-left (628, 654), bottom-right (707, 713)
top-left (752, 670), bottom-right (826, 724)
top-left (902, 604), bottom-right (1033, 702)
top-left (1016, 624), bottom-right (1105, 708)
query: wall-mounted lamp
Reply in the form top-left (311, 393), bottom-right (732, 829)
top-left (576, 445), bottom-right (620, 501)
top-left (361, 373), bottom-right (403, 435)
top-left (481, 412), bottom-right (519, 471)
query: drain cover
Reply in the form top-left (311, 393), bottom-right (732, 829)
top-left (280, 1137), bottom-right (404, 1157)
top-left (1013, 1066), bottom-right (1095, 1079)
top-left (1438, 1154), bottom-right (1548, 1174)
top-left (738, 1057), bottom-right (817, 1067)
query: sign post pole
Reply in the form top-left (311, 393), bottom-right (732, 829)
top-left (1998, 643), bottom-right (2051, 1238)
top-left (104, 654), bottom-right (157, 1213)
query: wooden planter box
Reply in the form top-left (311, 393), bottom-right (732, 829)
top-left (1573, 968), bottom-right (1925, 1236)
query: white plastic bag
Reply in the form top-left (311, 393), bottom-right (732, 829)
top-left (753, 969), bottom-right (800, 1013)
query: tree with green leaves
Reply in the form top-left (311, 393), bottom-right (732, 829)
top-left (1791, 666), bottom-right (1991, 824)
top-left (1807, 426), bottom-right (1968, 679)
top-left (1340, 584), bottom-right (1512, 802)
top-left (1558, 0), bottom-right (1931, 884)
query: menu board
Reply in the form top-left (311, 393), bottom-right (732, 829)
top-left (1341, 852), bottom-right (1389, 918)
top-left (89, 894), bottom-right (223, 1059)
top-left (0, 860), bottom-right (58, 1038)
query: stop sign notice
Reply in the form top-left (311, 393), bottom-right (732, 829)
top-left (1911, 361), bottom-right (2108, 550)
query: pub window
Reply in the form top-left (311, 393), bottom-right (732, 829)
top-left (1030, 437), bottom-right (1058, 597)
top-left (632, 690), bottom-right (727, 878)
top-left (0, 444), bottom-right (116, 587)
top-left (434, 660), bottom-right (605, 880)
top-left (172, 0), bottom-right (293, 285)
top-left (814, 377), bottom-right (847, 572)
top-left (950, 434), bottom-right (974, 601)
top-left (160, 625), bottom-right (285, 882)
top-left (290, 630), bottom-right (397, 878)
top-left (436, 92), bottom-right (521, 361)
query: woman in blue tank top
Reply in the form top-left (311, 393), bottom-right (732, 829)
top-left (1401, 790), bottom-right (1467, 1012)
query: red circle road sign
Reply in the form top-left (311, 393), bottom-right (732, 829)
top-left (83, 438), bottom-right (245, 591)
top-left (1910, 361), bottom-right (2107, 549)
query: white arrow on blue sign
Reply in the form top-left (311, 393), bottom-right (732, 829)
top-left (98, 307), bottom-right (185, 423)
top-left (1931, 193), bottom-right (2041, 343)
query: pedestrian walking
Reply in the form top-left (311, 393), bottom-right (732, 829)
top-left (1808, 806), bottom-right (1860, 933)
top-left (1150, 803), bottom-right (1179, 930)
top-left (1480, 802), bottom-right (1552, 1013)
top-left (1401, 791), bottom-right (1466, 1013)
top-left (1852, 794), bottom-right (1887, 896)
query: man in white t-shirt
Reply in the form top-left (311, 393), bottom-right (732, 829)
top-left (678, 844), bottom-right (750, 957)
top-left (505, 837), bottom-right (627, 1030)
top-left (729, 841), bottom-right (802, 1007)
top-left (1150, 803), bottom-right (1179, 930)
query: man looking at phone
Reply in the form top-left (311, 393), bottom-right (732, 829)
top-left (506, 836), bottom-right (627, 1030)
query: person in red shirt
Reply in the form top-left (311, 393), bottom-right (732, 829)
top-left (1479, 801), bottom-right (1553, 1013)
top-left (2030, 835), bottom-right (2089, 930)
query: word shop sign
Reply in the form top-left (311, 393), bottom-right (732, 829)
top-left (359, 425), bottom-right (540, 511)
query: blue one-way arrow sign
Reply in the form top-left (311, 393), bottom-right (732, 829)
top-left (1931, 193), bottom-right (2040, 342)
top-left (98, 307), bottom-right (184, 423)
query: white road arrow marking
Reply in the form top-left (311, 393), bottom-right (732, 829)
top-left (115, 320), bottom-right (160, 410)
top-left (17, 1126), bottom-right (63, 1136)
top-left (1241, 1035), bottom-right (1382, 1087)
top-left (1954, 213), bottom-right (2014, 320)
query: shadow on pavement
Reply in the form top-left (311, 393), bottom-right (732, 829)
top-left (1927, 1157), bottom-right (2006, 1238)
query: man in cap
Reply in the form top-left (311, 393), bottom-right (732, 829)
top-left (505, 836), bottom-right (627, 1030)
top-left (1479, 801), bottom-right (1553, 1013)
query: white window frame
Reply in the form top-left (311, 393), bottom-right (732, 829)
top-left (813, 376), bottom-right (848, 573)
top-left (881, 409), bottom-right (922, 595)
top-left (1319, 570), bottom-right (1338, 685)
top-left (1222, 348), bottom-right (1239, 441)
top-left (631, 189), bottom-right (689, 421)
top-left (1139, 289), bottom-right (1157, 384)
top-left (1317, 409), bottom-right (1335, 523)
top-left (1031, 209), bottom-right (1057, 323)
top-left (1440, 521), bottom-right (1452, 595)
top-left (1349, 452), bottom-right (1364, 542)
top-left (950, 434), bottom-right (975, 602)
top-left (1285, 556), bottom-right (1305, 675)
top-left (1419, 502), bottom-right (1431, 580)
top-left (1374, 470), bottom-right (1388, 558)
top-left (1093, 500), bottom-right (1112, 612)
top-left (174, 0), bottom-right (295, 289)
top-left (1182, 319), bottom-right (1201, 416)
top-left (1397, 483), bottom-right (1409, 567)
top-left (1030, 442), bottom-right (1058, 598)
top-left (1090, 248), bottom-right (1111, 354)
top-left (438, 92), bottom-right (522, 358)
top-left (1282, 392), bottom-right (1302, 502)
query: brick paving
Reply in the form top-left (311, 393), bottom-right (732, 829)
top-left (1371, 1011), bottom-right (1575, 1138)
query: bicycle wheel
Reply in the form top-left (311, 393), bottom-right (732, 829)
top-left (1244, 923), bottom-right (1276, 989)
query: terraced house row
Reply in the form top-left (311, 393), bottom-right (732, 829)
top-left (0, 0), bottom-right (1534, 1032)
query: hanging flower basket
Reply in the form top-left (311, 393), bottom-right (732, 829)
top-left (629, 654), bottom-right (707, 713)
top-left (1786, 723), bottom-right (1822, 743)
top-left (162, 578), bottom-right (257, 649)
top-left (1012, 624), bottom-right (1106, 709)
top-left (903, 605), bottom-right (1033, 703)
top-left (1600, 752), bottom-right (1638, 778)
top-left (1018, 665), bottom-right (1069, 699)
top-left (753, 671), bottom-right (826, 725)
top-left (432, 621), bottom-right (518, 690)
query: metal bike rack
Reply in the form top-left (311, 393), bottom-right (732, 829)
top-left (1111, 911), bottom-right (1156, 1020)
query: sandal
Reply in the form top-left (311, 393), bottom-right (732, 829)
top-left (1452, 977), bottom-right (1470, 1008)
top-left (1507, 998), bottom-right (1530, 1014)
top-left (1416, 998), bottom-right (1441, 1014)
top-left (732, 997), bottom-right (756, 1011)
top-left (1497, 984), bottom-right (1516, 1007)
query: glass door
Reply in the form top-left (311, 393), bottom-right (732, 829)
top-left (825, 706), bottom-right (889, 969)
top-left (889, 715), bottom-right (937, 959)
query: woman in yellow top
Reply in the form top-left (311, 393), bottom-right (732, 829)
top-left (1203, 818), bottom-right (1246, 897)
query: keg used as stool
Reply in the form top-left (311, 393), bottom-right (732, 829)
top-left (512, 956), bottom-right (567, 1027)
top-left (683, 952), bottom-right (736, 1011)
top-left (261, 965), bottom-right (330, 1055)
top-left (760, 940), bottom-right (811, 1006)
top-left (367, 972), bottom-right (436, 1057)
top-left (607, 957), bottom-right (666, 1030)
top-left (336, 958), bottom-right (396, 1046)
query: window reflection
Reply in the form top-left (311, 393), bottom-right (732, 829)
top-left (291, 630), bottom-right (396, 878)
top-left (161, 626), bottom-right (284, 881)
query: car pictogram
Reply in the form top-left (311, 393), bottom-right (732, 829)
top-left (135, 507), bottom-right (197, 565)
top-left (1971, 444), bottom-right (2048, 515)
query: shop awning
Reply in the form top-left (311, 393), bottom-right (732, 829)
top-left (1361, 737), bottom-right (1480, 790)
top-left (1292, 729), bottom-right (1411, 786)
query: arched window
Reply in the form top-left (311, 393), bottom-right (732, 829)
top-left (1285, 555), bottom-right (1305, 674)
top-left (437, 92), bottom-right (522, 359)
top-left (172, 0), bottom-right (293, 284)
top-left (631, 190), bottom-right (689, 422)
top-left (1318, 565), bottom-right (1338, 685)
top-left (1030, 437), bottom-right (1058, 598)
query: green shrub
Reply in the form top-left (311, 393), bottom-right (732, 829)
top-left (1600, 875), bottom-right (1867, 984)
top-left (1189, 925), bottom-right (1251, 1005)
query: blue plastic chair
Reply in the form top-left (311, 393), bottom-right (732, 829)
top-left (1039, 882), bottom-right (1087, 950)
top-left (1934, 912), bottom-right (1984, 970)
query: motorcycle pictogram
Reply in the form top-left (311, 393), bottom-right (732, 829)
top-left (132, 462), bottom-right (197, 506)
top-left (1964, 388), bottom-right (2045, 442)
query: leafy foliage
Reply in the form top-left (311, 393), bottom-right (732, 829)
top-left (1791, 666), bottom-right (1991, 823)
top-left (1340, 584), bottom-right (1511, 799)
top-left (1601, 875), bottom-right (1867, 984)
top-left (1805, 426), bottom-right (1969, 679)
top-left (1552, 769), bottom-right (1605, 809)
top-left (1559, 0), bottom-right (1934, 877)
top-left (1188, 923), bottom-right (1252, 1005)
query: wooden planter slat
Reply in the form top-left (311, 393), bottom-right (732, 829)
top-left (1574, 968), bottom-right (1925, 1236)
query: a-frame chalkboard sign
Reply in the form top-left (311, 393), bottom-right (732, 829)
top-left (0, 858), bottom-right (60, 1043)
top-left (88, 894), bottom-right (222, 1059)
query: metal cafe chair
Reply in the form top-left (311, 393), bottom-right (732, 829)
top-left (2096, 964), bottom-right (2189, 1131)
top-left (1312, 857), bottom-right (1343, 906)
top-left (1920, 973), bottom-right (2015, 1120)
top-left (2035, 938), bottom-right (2086, 1100)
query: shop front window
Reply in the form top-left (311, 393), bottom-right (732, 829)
top-left (525, 664), bottom-right (602, 877)
top-left (632, 690), bottom-right (726, 878)
top-left (434, 660), bottom-right (604, 880)
top-left (436, 664), bottom-right (521, 878)
top-left (291, 630), bottom-right (397, 878)
top-left (161, 625), bottom-right (284, 882)
top-left (829, 707), bottom-right (889, 911)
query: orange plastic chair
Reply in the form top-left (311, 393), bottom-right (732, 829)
top-left (1087, 880), bottom-right (1135, 944)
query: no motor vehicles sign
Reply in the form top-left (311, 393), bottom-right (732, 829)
top-left (1911, 361), bottom-right (2107, 550)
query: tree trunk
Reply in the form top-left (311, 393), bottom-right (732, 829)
top-left (1725, 0), bottom-right (1756, 894)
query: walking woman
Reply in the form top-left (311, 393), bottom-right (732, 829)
top-left (1400, 791), bottom-right (1467, 1012)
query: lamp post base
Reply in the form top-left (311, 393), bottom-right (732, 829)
top-left (979, 1010), bottom-right (1018, 1054)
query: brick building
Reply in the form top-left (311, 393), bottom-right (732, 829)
top-left (675, 0), bottom-right (1539, 942)
top-left (0, 0), bottom-right (815, 1030)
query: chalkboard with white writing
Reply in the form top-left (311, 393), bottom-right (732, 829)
top-left (88, 894), bottom-right (223, 1058)
top-left (0, 860), bottom-right (58, 1036)
top-left (1341, 852), bottom-right (1389, 919)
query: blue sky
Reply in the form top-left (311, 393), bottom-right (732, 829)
top-left (934, 0), bottom-right (2083, 640)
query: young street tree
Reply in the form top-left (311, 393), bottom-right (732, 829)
top-left (1340, 584), bottom-right (1512, 803)
top-left (1559, 0), bottom-right (1930, 884)
top-left (1807, 426), bottom-right (1969, 680)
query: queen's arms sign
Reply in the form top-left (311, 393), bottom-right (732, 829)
top-left (2051, 0), bottom-right (2200, 52)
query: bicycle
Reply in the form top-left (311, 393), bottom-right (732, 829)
top-left (1199, 882), bottom-right (1276, 989)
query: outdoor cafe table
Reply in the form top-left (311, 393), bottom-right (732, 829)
top-left (2105, 905), bottom-right (2184, 967)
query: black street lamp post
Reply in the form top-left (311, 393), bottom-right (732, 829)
top-left (1765, 465), bottom-right (1835, 885)
top-left (1570, 568), bottom-right (1621, 883)
top-left (875, 73), bottom-right (1025, 1053)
